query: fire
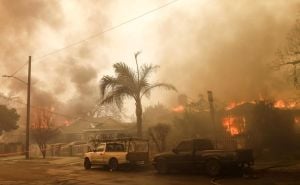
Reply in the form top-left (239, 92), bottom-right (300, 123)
top-left (225, 101), bottom-right (245, 110)
top-left (64, 120), bottom-right (71, 126)
top-left (274, 100), bottom-right (297, 109)
top-left (226, 100), bottom-right (297, 110)
top-left (223, 99), bottom-right (299, 136)
top-left (274, 100), bottom-right (285, 108)
top-left (295, 117), bottom-right (300, 124)
top-left (172, 105), bottom-right (184, 113)
top-left (222, 116), bottom-right (245, 136)
top-left (230, 127), bottom-right (239, 135)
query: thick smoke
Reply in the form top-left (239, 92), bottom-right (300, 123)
top-left (156, 0), bottom-right (300, 103)
top-left (0, 0), bottom-right (63, 72)
top-left (1, 0), bottom-right (300, 122)
top-left (0, 0), bottom-right (111, 119)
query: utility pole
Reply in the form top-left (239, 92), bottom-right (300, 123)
top-left (207, 90), bottom-right (217, 147)
top-left (25, 56), bottom-right (31, 159)
top-left (2, 56), bottom-right (31, 159)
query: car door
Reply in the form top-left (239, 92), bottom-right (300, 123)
top-left (103, 143), bottom-right (127, 164)
top-left (194, 140), bottom-right (214, 169)
top-left (172, 140), bottom-right (194, 169)
top-left (91, 143), bottom-right (105, 164)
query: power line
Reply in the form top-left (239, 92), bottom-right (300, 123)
top-left (9, 0), bottom-right (180, 76)
top-left (11, 62), bottom-right (28, 77)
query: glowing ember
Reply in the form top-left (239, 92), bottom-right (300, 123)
top-left (172, 105), bottom-right (184, 113)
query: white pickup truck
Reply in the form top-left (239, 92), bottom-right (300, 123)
top-left (84, 138), bottom-right (149, 171)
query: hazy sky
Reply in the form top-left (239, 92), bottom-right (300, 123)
top-left (1, 0), bottom-right (299, 119)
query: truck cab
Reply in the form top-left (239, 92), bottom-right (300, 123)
top-left (153, 138), bottom-right (254, 176)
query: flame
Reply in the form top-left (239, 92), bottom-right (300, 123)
top-left (295, 117), bottom-right (300, 124)
top-left (223, 99), bottom-right (299, 136)
top-left (274, 100), bottom-right (297, 109)
top-left (226, 100), bottom-right (297, 110)
top-left (64, 120), bottom-right (71, 126)
top-left (222, 116), bottom-right (245, 136)
top-left (225, 101), bottom-right (245, 110)
top-left (230, 127), bottom-right (239, 135)
top-left (172, 105), bottom-right (184, 113)
top-left (274, 100), bottom-right (285, 108)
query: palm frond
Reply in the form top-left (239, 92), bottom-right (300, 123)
top-left (101, 86), bottom-right (135, 109)
top-left (114, 62), bottom-right (138, 92)
top-left (114, 62), bottom-right (136, 82)
top-left (141, 83), bottom-right (177, 98)
top-left (99, 75), bottom-right (118, 96)
top-left (139, 64), bottom-right (159, 89)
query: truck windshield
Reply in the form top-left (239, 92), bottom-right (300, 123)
top-left (195, 140), bottom-right (214, 151)
top-left (106, 143), bottom-right (125, 152)
top-left (128, 141), bottom-right (148, 152)
top-left (96, 144), bottom-right (105, 152)
top-left (176, 141), bottom-right (193, 152)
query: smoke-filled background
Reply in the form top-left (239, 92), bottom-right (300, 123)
top-left (1, 0), bottom-right (300, 120)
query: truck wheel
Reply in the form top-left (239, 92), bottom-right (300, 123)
top-left (109, 158), bottom-right (119, 171)
top-left (156, 160), bottom-right (169, 174)
top-left (84, 158), bottom-right (91, 170)
top-left (205, 159), bottom-right (221, 177)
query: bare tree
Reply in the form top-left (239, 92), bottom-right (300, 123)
top-left (31, 109), bottom-right (60, 158)
top-left (272, 18), bottom-right (300, 88)
top-left (148, 123), bottom-right (171, 152)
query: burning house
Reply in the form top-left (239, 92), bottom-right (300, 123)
top-left (221, 100), bottom-right (300, 155)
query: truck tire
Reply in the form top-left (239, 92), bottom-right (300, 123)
top-left (205, 159), bottom-right (221, 177)
top-left (84, 158), bottom-right (92, 170)
top-left (156, 160), bottom-right (169, 174)
top-left (109, 158), bottom-right (119, 171)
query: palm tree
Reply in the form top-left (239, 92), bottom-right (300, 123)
top-left (100, 52), bottom-right (176, 137)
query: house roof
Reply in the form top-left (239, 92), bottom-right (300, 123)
top-left (60, 117), bottom-right (132, 134)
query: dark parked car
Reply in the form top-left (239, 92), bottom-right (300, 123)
top-left (153, 139), bottom-right (254, 176)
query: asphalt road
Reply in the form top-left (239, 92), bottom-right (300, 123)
top-left (0, 157), bottom-right (300, 185)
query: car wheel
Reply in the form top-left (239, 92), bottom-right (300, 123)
top-left (156, 160), bottom-right (169, 174)
top-left (84, 158), bottom-right (92, 170)
top-left (109, 158), bottom-right (119, 171)
top-left (205, 159), bottom-right (221, 177)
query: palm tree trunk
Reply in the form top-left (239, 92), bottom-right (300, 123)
top-left (135, 98), bottom-right (143, 137)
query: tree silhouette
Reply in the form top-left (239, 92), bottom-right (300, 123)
top-left (0, 105), bottom-right (19, 135)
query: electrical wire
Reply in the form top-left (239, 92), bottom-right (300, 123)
top-left (8, 0), bottom-right (181, 76)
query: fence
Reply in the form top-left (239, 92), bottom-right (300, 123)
top-left (0, 143), bottom-right (24, 156)
top-left (47, 143), bottom-right (88, 157)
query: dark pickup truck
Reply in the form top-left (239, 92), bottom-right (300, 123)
top-left (153, 139), bottom-right (254, 176)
